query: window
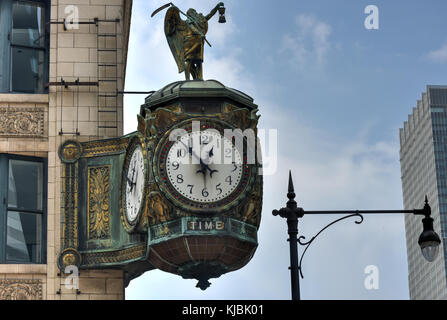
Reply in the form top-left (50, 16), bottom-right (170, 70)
top-left (0, 0), bottom-right (49, 93)
top-left (0, 154), bottom-right (46, 263)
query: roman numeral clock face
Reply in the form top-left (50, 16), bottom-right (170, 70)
top-left (167, 130), bottom-right (243, 204)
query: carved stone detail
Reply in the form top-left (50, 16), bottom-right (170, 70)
top-left (0, 280), bottom-right (42, 300)
top-left (0, 107), bottom-right (45, 137)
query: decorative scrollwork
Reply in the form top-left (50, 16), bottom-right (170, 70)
top-left (58, 248), bottom-right (82, 270)
top-left (219, 105), bottom-right (260, 131)
top-left (0, 280), bottom-right (42, 300)
top-left (88, 166), bottom-right (111, 239)
top-left (0, 107), bottom-right (44, 137)
top-left (81, 244), bottom-right (147, 267)
top-left (297, 213), bottom-right (364, 278)
top-left (145, 107), bottom-right (186, 137)
top-left (59, 140), bottom-right (82, 163)
top-left (82, 138), bottom-right (129, 158)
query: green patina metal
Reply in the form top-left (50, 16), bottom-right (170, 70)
top-left (58, 80), bottom-right (262, 288)
top-left (148, 217), bottom-right (257, 246)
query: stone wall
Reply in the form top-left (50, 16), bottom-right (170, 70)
top-left (0, 0), bottom-right (133, 300)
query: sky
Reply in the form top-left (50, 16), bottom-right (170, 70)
top-left (123, 0), bottom-right (447, 300)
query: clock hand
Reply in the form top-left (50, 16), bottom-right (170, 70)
top-left (204, 146), bottom-right (218, 178)
top-left (179, 140), bottom-right (201, 163)
top-left (196, 158), bottom-right (207, 175)
top-left (134, 170), bottom-right (139, 191)
top-left (129, 162), bottom-right (136, 192)
top-left (203, 166), bottom-right (207, 190)
top-left (126, 175), bottom-right (135, 186)
top-left (178, 139), bottom-right (209, 178)
top-left (206, 165), bottom-right (218, 178)
top-left (196, 159), bottom-right (218, 178)
top-left (178, 139), bottom-right (219, 178)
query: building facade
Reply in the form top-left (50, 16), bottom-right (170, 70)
top-left (0, 0), bottom-right (132, 300)
top-left (400, 85), bottom-right (447, 299)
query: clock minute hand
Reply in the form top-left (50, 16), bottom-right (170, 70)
top-left (128, 164), bottom-right (137, 192)
top-left (179, 140), bottom-right (201, 162)
top-left (203, 146), bottom-right (218, 178)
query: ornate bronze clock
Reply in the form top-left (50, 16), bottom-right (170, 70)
top-left (57, 80), bottom-right (263, 290)
top-left (57, 3), bottom-right (263, 290)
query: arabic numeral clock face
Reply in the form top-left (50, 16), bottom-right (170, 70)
top-left (157, 121), bottom-right (253, 212)
top-left (123, 143), bottom-right (145, 226)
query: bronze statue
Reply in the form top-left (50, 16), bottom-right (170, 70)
top-left (151, 2), bottom-right (226, 80)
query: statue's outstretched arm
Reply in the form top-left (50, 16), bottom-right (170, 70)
top-left (206, 2), bottom-right (224, 20)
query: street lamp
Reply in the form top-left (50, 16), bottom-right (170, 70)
top-left (272, 171), bottom-right (441, 300)
top-left (419, 213), bottom-right (441, 262)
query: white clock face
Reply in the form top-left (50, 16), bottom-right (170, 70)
top-left (166, 130), bottom-right (243, 203)
top-left (125, 146), bottom-right (145, 223)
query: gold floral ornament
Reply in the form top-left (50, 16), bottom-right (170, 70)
top-left (88, 166), bottom-right (111, 239)
top-left (58, 248), bottom-right (82, 270)
top-left (59, 140), bottom-right (82, 163)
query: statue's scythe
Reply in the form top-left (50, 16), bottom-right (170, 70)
top-left (151, 2), bottom-right (212, 47)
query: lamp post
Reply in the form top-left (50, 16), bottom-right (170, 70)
top-left (272, 171), bottom-right (442, 301)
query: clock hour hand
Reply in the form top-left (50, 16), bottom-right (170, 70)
top-left (196, 159), bottom-right (218, 178)
top-left (204, 147), bottom-right (218, 178)
top-left (196, 158), bottom-right (207, 175)
top-left (206, 166), bottom-right (218, 178)
top-left (178, 139), bottom-right (218, 178)
top-left (126, 175), bottom-right (136, 192)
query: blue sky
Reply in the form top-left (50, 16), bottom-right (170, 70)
top-left (123, 0), bottom-right (447, 299)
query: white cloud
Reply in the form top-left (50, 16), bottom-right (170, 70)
top-left (427, 43), bottom-right (447, 63)
top-left (280, 14), bottom-right (332, 69)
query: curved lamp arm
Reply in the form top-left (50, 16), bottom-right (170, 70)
top-left (297, 213), bottom-right (364, 279)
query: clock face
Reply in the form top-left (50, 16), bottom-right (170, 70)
top-left (155, 120), bottom-right (255, 213)
top-left (125, 146), bottom-right (145, 223)
top-left (166, 130), bottom-right (243, 203)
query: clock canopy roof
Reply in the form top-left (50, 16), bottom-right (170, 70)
top-left (140, 79), bottom-right (257, 115)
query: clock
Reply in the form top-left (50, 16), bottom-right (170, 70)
top-left (122, 137), bottom-right (146, 230)
top-left (166, 130), bottom-right (242, 203)
top-left (154, 118), bottom-right (256, 213)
